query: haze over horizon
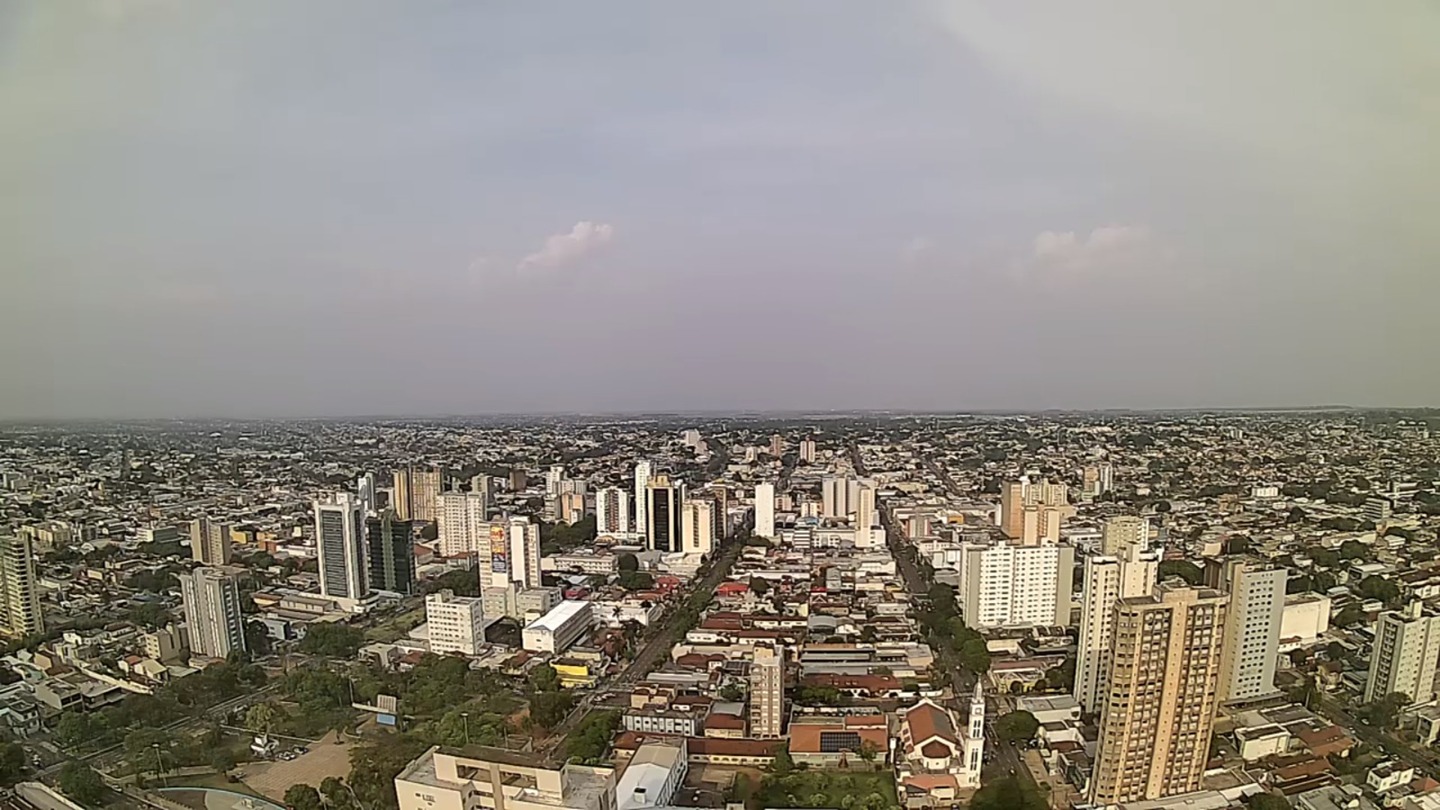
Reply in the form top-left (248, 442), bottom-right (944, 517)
top-left (3, 1), bottom-right (1437, 420)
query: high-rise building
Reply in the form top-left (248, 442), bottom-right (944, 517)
top-left (179, 567), bottom-right (246, 659)
top-left (393, 467), bottom-right (443, 523)
top-left (1091, 586), bottom-right (1228, 805)
top-left (1098, 462), bottom-right (1115, 494)
top-left (558, 491), bottom-right (586, 525)
top-left (711, 484), bottom-right (730, 539)
top-left (1211, 560), bottom-right (1285, 702)
top-left (0, 535), bottom-right (44, 637)
top-left (189, 518), bottom-right (233, 565)
top-left (1102, 516), bottom-right (1150, 556)
top-left (425, 589), bottom-right (488, 656)
top-left (436, 492), bottom-right (490, 558)
top-left (754, 483), bottom-right (775, 538)
top-left (508, 469), bottom-right (528, 492)
top-left (769, 435), bottom-right (784, 457)
top-left (750, 643), bottom-right (785, 738)
top-left (314, 492), bottom-right (368, 603)
top-left (546, 465), bottom-right (566, 497)
top-left (958, 540), bottom-right (1074, 628)
top-left (367, 509), bottom-right (416, 595)
top-left (822, 476), bottom-right (860, 519)
top-left (357, 473), bottom-right (377, 516)
top-left (470, 474), bottom-right (495, 502)
top-left (1074, 545), bottom-right (1160, 713)
top-left (633, 461), bottom-right (653, 535)
top-left (999, 477), bottom-right (1073, 544)
top-left (681, 499), bottom-right (715, 555)
top-left (493, 516), bottom-right (542, 590)
top-left (855, 485), bottom-right (877, 544)
top-left (645, 475), bottom-right (683, 553)
top-left (798, 439), bottom-right (817, 464)
top-left (1365, 602), bottom-right (1440, 706)
top-left (596, 487), bottom-right (630, 536)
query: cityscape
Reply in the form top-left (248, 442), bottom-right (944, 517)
top-left (0, 412), bottom-right (1436, 810)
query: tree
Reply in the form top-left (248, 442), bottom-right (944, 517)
top-left (299, 623), bottom-right (366, 658)
top-left (565, 710), bottom-right (621, 763)
top-left (958, 638), bottom-right (990, 674)
top-left (246, 702), bottom-right (285, 735)
top-left (246, 621), bottom-right (274, 658)
top-left (1248, 794), bottom-right (1291, 810)
top-left (994, 710), bottom-right (1040, 744)
top-left (1309, 548), bottom-right (1341, 569)
top-left (527, 664), bottom-right (560, 694)
top-left (320, 777), bottom-right (356, 810)
top-left (1158, 560), bottom-right (1204, 586)
top-left (211, 749), bottom-right (237, 773)
top-left (1226, 535), bottom-right (1253, 555)
top-left (1287, 675), bottom-right (1319, 710)
top-left (971, 775), bottom-right (1045, 810)
top-left (0, 742), bottom-right (26, 783)
top-left (529, 691), bottom-right (575, 729)
top-left (771, 742), bottom-right (794, 775)
top-left (58, 762), bottom-right (108, 806)
top-left (1363, 692), bottom-right (1410, 730)
top-left (719, 684), bottom-right (744, 701)
top-left (748, 577), bottom-right (771, 596)
top-left (616, 571), bottom-right (655, 591)
top-left (1286, 506), bottom-right (1307, 524)
top-left (285, 784), bottom-right (325, 810)
top-left (1334, 605), bottom-right (1367, 628)
top-left (617, 553), bottom-right (639, 572)
top-left (1326, 641), bottom-right (1348, 662)
top-left (1340, 540), bottom-right (1371, 561)
top-left (1357, 576), bottom-right (1400, 604)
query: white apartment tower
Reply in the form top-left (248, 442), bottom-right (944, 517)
top-left (314, 492), bottom-right (368, 603)
top-left (1213, 560), bottom-right (1286, 702)
top-left (425, 589), bottom-right (488, 656)
top-left (754, 483), bottom-right (775, 538)
top-left (681, 499), bottom-right (715, 555)
top-left (958, 539), bottom-right (1074, 629)
top-left (822, 476), bottom-right (861, 519)
top-left (633, 461), bottom-right (653, 535)
top-left (545, 465), bottom-right (566, 497)
top-left (1074, 545), bottom-right (1160, 713)
top-left (0, 535), bottom-right (44, 637)
top-left (595, 487), bottom-right (630, 536)
top-left (179, 566), bottom-right (246, 659)
top-left (1365, 602), bottom-right (1440, 706)
top-left (436, 492), bottom-right (490, 558)
top-left (750, 643), bottom-right (785, 738)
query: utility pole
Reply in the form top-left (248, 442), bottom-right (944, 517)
top-left (461, 712), bottom-right (470, 746)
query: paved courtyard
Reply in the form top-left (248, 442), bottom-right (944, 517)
top-left (240, 732), bottom-right (353, 801)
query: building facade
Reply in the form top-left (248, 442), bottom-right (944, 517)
top-left (425, 590), bottom-right (488, 656)
top-left (437, 492), bottom-right (490, 558)
top-left (645, 476), bottom-right (683, 553)
top-left (1075, 545), bottom-right (1160, 714)
top-left (596, 487), bottom-right (630, 536)
top-left (754, 483), bottom-right (775, 538)
top-left (314, 492), bottom-right (368, 604)
top-left (179, 567), bottom-right (245, 659)
top-left (749, 643), bottom-right (785, 738)
top-left (1365, 602), bottom-right (1440, 706)
top-left (189, 518), bottom-right (234, 565)
top-left (393, 466), bottom-right (443, 523)
top-left (633, 461), bottom-right (652, 535)
top-left (367, 509), bottom-right (416, 595)
top-left (681, 499), bottom-right (715, 555)
top-left (1213, 560), bottom-right (1286, 702)
top-left (958, 540), bottom-right (1074, 629)
top-left (0, 535), bottom-right (43, 638)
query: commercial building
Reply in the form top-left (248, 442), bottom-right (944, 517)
top-left (367, 509), bottom-right (416, 595)
top-left (1211, 559), bottom-right (1286, 702)
top-left (188, 518), bottom-right (233, 565)
top-left (1365, 602), bottom-right (1440, 706)
top-left (393, 466), bottom-right (443, 523)
top-left (436, 492), bottom-right (489, 558)
top-left (754, 483), bottom-right (775, 538)
top-left (957, 539), bottom-right (1074, 629)
top-left (394, 745), bottom-right (615, 810)
top-left (425, 590), bottom-right (489, 656)
top-left (645, 475), bottom-right (683, 553)
top-left (1074, 544), bottom-right (1159, 713)
top-left (749, 643), bottom-right (785, 738)
top-left (1090, 586), bottom-right (1229, 805)
top-left (314, 492), bottom-right (368, 604)
top-left (483, 584), bottom-right (561, 623)
top-left (596, 487), bottom-right (630, 536)
top-left (633, 461), bottom-right (653, 535)
top-left (0, 535), bottom-right (43, 637)
top-left (1102, 516), bottom-right (1150, 556)
top-left (522, 600), bottom-right (593, 654)
top-left (179, 567), bottom-right (245, 659)
top-left (615, 740), bottom-right (686, 810)
top-left (681, 498), bottom-right (714, 555)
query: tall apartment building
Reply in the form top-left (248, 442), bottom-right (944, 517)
top-left (999, 478), bottom-right (1073, 545)
top-left (769, 435), bottom-right (784, 456)
top-left (750, 643), bottom-right (785, 738)
top-left (1365, 602), bottom-right (1440, 706)
top-left (393, 466), bottom-right (443, 523)
top-left (436, 491), bottom-right (490, 558)
top-left (711, 485), bottom-right (729, 539)
top-left (189, 518), bottom-right (234, 565)
top-left (754, 483), bottom-right (775, 538)
top-left (425, 589), bottom-right (488, 656)
top-left (1210, 559), bottom-right (1285, 702)
top-left (958, 539), bottom-right (1074, 628)
top-left (596, 487), bottom-right (630, 536)
top-left (1091, 586), bottom-right (1228, 805)
top-left (179, 567), bottom-right (245, 659)
top-left (315, 492), bottom-right (368, 604)
top-left (545, 465), bottom-right (566, 496)
top-left (483, 516), bottom-right (541, 591)
top-left (681, 499), bottom-right (715, 555)
top-left (633, 461), bottom-right (653, 535)
top-left (357, 473), bottom-right (377, 516)
top-left (1102, 516), bottom-right (1150, 556)
top-left (822, 476), bottom-right (861, 519)
top-left (855, 485), bottom-right (878, 545)
top-left (0, 535), bottom-right (44, 637)
top-left (645, 476), bottom-right (683, 553)
top-left (367, 509), bottom-right (416, 595)
top-left (798, 439), bottom-right (817, 464)
top-left (1075, 545), bottom-right (1160, 713)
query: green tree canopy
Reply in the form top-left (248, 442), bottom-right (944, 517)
top-left (617, 553), bottom-right (639, 572)
top-left (285, 784), bottom-right (324, 810)
top-left (994, 710), bottom-right (1040, 743)
top-left (1158, 560), bottom-right (1204, 586)
top-left (298, 623), bottom-right (366, 658)
top-left (58, 762), bottom-right (108, 806)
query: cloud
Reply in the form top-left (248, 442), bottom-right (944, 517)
top-left (899, 237), bottom-right (934, 264)
top-left (1023, 224), bottom-right (1161, 278)
top-left (517, 221), bottom-right (615, 272)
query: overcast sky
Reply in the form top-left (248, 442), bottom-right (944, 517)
top-left (2, 1), bottom-right (1436, 418)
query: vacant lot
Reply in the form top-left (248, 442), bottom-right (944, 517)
top-left (241, 732), bottom-right (352, 800)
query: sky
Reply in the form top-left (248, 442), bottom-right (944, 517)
top-left (2, 1), bottom-right (1437, 418)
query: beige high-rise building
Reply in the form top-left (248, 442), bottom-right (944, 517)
top-left (1091, 586), bottom-right (1228, 805)
top-left (179, 566), bottom-right (246, 659)
top-left (595, 487), bottom-right (630, 536)
top-left (681, 498), bottom-right (715, 555)
top-left (189, 518), bottom-right (234, 565)
top-left (393, 467), bottom-right (443, 523)
top-left (798, 439), bottom-right (817, 464)
top-left (1000, 477), bottom-right (1073, 544)
top-left (1102, 516), bottom-right (1150, 556)
top-left (750, 643), bottom-right (785, 738)
top-left (0, 535), bottom-right (44, 638)
top-left (436, 492), bottom-right (489, 558)
top-left (1365, 602), bottom-right (1440, 706)
top-left (1074, 545), bottom-right (1160, 713)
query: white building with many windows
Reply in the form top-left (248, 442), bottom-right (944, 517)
top-left (958, 538), bottom-right (1074, 629)
top-left (425, 590), bottom-right (489, 656)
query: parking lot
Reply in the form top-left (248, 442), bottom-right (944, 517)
top-left (240, 732), bottom-right (353, 801)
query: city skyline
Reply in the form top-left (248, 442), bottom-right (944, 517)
top-left (3, 1), bottom-right (1436, 419)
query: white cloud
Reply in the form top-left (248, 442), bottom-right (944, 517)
top-left (517, 221), bottom-right (615, 272)
top-left (1025, 225), bottom-right (1158, 277)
